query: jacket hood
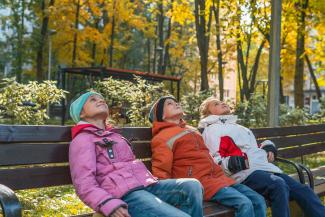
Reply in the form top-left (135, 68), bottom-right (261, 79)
top-left (198, 115), bottom-right (238, 129)
top-left (71, 121), bottom-right (113, 139)
top-left (152, 119), bottom-right (186, 136)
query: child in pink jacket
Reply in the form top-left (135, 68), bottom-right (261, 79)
top-left (69, 91), bottom-right (203, 217)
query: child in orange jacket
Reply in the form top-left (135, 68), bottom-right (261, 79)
top-left (149, 96), bottom-right (267, 217)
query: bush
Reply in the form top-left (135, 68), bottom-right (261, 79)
top-left (181, 89), bottom-right (215, 126)
top-left (0, 77), bottom-right (67, 125)
top-left (94, 76), bottom-right (168, 126)
top-left (234, 95), bottom-right (309, 128)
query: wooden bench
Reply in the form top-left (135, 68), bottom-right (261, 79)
top-left (0, 125), bottom-right (234, 217)
top-left (0, 124), bottom-right (324, 217)
top-left (252, 124), bottom-right (325, 197)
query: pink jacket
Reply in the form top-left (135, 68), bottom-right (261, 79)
top-left (69, 123), bottom-right (157, 216)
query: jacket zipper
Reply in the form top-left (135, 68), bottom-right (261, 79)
top-left (188, 166), bottom-right (193, 177)
top-left (190, 131), bottom-right (215, 176)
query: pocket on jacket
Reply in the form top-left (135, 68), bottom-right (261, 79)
top-left (173, 165), bottom-right (195, 178)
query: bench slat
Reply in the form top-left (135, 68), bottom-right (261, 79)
top-left (120, 128), bottom-right (152, 141)
top-left (252, 124), bottom-right (325, 138)
top-left (0, 142), bottom-right (152, 166)
top-left (0, 125), bottom-right (152, 143)
top-left (259, 132), bottom-right (325, 149)
top-left (0, 143), bottom-right (69, 166)
top-left (132, 141), bottom-right (152, 158)
top-left (278, 142), bottom-right (325, 158)
top-left (0, 125), bottom-right (71, 142)
top-left (0, 166), bottom-right (71, 190)
top-left (202, 202), bottom-right (234, 217)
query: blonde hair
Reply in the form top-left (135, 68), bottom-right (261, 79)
top-left (199, 96), bottom-right (221, 119)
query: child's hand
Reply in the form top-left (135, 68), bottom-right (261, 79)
top-left (110, 207), bottom-right (130, 217)
top-left (267, 152), bottom-right (275, 162)
top-left (245, 159), bottom-right (250, 169)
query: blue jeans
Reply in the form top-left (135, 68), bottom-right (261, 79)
top-left (210, 183), bottom-right (266, 217)
top-left (242, 170), bottom-right (325, 217)
top-left (122, 178), bottom-right (204, 217)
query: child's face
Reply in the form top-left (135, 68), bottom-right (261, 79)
top-left (80, 94), bottom-right (109, 120)
top-left (208, 100), bottom-right (231, 115)
top-left (163, 98), bottom-right (183, 120)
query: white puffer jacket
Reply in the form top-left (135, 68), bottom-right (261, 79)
top-left (198, 115), bottom-right (282, 183)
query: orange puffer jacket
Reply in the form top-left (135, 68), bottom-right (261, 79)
top-left (151, 121), bottom-right (235, 200)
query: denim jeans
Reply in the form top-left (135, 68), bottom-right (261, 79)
top-left (242, 170), bottom-right (325, 217)
top-left (210, 183), bottom-right (266, 217)
top-left (122, 178), bottom-right (204, 217)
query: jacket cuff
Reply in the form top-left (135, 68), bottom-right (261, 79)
top-left (260, 140), bottom-right (277, 157)
top-left (99, 198), bottom-right (127, 216)
top-left (228, 156), bottom-right (247, 173)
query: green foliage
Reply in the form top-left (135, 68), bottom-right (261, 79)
top-left (234, 95), bottom-right (309, 128)
top-left (181, 89), bottom-right (214, 127)
top-left (235, 95), bottom-right (268, 128)
top-left (0, 77), bottom-right (67, 125)
top-left (305, 98), bottom-right (325, 124)
top-left (279, 104), bottom-right (307, 126)
top-left (94, 76), bottom-right (168, 126)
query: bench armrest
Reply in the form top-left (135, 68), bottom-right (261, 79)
top-left (0, 184), bottom-right (22, 217)
top-left (297, 163), bottom-right (314, 189)
top-left (276, 157), bottom-right (305, 184)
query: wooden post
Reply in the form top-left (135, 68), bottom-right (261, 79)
top-left (267, 0), bottom-right (282, 127)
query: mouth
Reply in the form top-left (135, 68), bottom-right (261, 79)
top-left (97, 104), bottom-right (107, 108)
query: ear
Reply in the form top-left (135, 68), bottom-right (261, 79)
top-left (80, 109), bottom-right (86, 119)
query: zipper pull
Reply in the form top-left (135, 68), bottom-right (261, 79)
top-left (188, 166), bottom-right (193, 177)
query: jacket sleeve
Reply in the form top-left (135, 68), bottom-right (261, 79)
top-left (259, 139), bottom-right (278, 157)
top-left (203, 128), bottom-right (240, 175)
top-left (69, 135), bottom-right (127, 216)
top-left (151, 137), bottom-right (173, 179)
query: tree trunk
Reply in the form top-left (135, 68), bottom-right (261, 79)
top-left (305, 55), bottom-right (322, 101)
top-left (194, 0), bottom-right (211, 91)
top-left (108, 1), bottom-right (116, 67)
top-left (237, 36), bottom-right (249, 100)
top-left (249, 39), bottom-right (266, 94)
top-left (162, 11), bottom-right (172, 75)
top-left (280, 76), bottom-right (285, 104)
top-left (294, 0), bottom-right (308, 108)
top-left (153, 25), bottom-right (158, 73)
top-left (72, 0), bottom-right (80, 67)
top-left (157, 0), bottom-right (164, 74)
top-left (36, 0), bottom-right (55, 81)
top-left (147, 39), bottom-right (151, 72)
top-left (108, 14), bottom-right (115, 67)
top-left (237, 61), bottom-right (244, 102)
top-left (16, 0), bottom-right (25, 82)
top-left (90, 20), bottom-right (99, 66)
top-left (212, 0), bottom-right (224, 100)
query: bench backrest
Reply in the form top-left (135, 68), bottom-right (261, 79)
top-left (1, 124), bottom-right (325, 191)
top-left (252, 124), bottom-right (325, 159)
top-left (0, 125), bottom-right (152, 191)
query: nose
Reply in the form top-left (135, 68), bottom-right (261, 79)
top-left (98, 97), bottom-right (105, 103)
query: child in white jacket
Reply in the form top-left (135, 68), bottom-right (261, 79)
top-left (198, 97), bottom-right (325, 217)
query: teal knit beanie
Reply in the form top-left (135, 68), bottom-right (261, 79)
top-left (69, 91), bottom-right (103, 123)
